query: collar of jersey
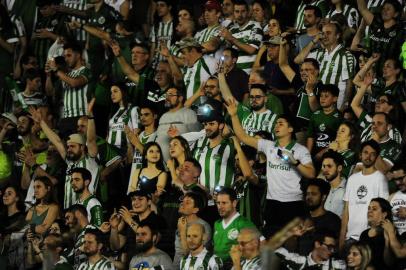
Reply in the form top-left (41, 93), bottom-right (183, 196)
top-left (275, 140), bottom-right (296, 150)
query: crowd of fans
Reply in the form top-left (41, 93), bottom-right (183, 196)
top-left (0, 0), bottom-right (405, 269)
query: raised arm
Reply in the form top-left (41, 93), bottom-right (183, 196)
top-left (29, 107), bottom-right (66, 159)
top-left (86, 98), bottom-right (98, 158)
top-left (184, 83), bottom-right (205, 108)
top-left (110, 41), bottom-right (140, 83)
top-left (353, 54), bottom-right (379, 87)
top-left (279, 37), bottom-right (296, 83)
top-left (357, 0), bottom-right (374, 26)
top-left (49, 57), bottom-right (88, 88)
top-left (252, 45), bottom-right (267, 69)
top-left (225, 99), bottom-right (259, 149)
top-left (232, 136), bottom-right (259, 185)
top-left (70, 21), bottom-right (111, 41)
top-left (220, 27), bottom-right (258, 55)
top-left (351, 74), bottom-right (373, 118)
top-left (219, 72), bottom-right (237, 104)
top-left (294, 32), bottom-right (322, 64)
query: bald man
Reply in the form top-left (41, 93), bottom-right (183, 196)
top-left (180, 223), bottom-right (223, 270)
top-left (230, 228), bottom-right (262, 270)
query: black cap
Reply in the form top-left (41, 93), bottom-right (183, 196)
top-left (128, 189), bottom-right (152, 199)
top-left (196, 98), bottom-right (224, 123)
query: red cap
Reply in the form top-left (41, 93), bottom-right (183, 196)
top-left (204, 0), bottom-right (221, 12)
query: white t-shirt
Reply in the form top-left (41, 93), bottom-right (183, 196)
top-left (344, 170), bottom-right (388, 240)
top-left (257, 139), bottom-right (313, 202)
top-left (390, 191), bottom-right (406, 235)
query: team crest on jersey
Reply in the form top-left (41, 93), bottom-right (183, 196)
top-left (98, 16), bottom-right (106, 24)
top-left (319, 123), bottom-right (326, 132)
top-left (51, 19), bottom-right (58, 26)
top-left (389, 31), bottom-right (396, 38)
top-left (228, 228), bottom-right (239, 240)
top-left (357, 185), bottom-right (368, 199)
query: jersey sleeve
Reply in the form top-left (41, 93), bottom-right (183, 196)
top-left (296, 145), bottom-right (313, 165)
top-left (127, 106), bottom-right (140, 130)
top-left (88, 199), bottom-right (103, 227)
top-left (356, 110), bottom-right (371, 129)
top-left (257, 138), bottom-right (273, 155)
top-left (236, 103), bottom-right (251, 122)
top-left (247, 23), bottom-right (263, 49)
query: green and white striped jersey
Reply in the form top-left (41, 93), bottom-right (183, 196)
top-left (68, 224), bottom-right (96, 268)
top-left (131, 130), bottom-right (157, 169)
top-left (195, 24), bottom-right (221, 44)
top-left (228, 20), bottom-right (263, 74)
top-left (326, 4), bottom-right (359, 29)
top-left (180, 248), bottom-right (223, 270)
top-left (150, 20), bottom-right (173, 67)
top-left (107, 106), bottom-right (139, 152)
top-left (192, 137), bottom-right (236, 194)
top-left (65, 156), bottom-right (100, 208)
top-left (184, 55), bottom-right (217, 99)
top-left (241, 256), bottom-right (262, 270)
top-left (295, 0), bottom-right (328, 30)
top-left (237, 103), bottom-right (278, 137)
top-left (77, 194), bottom-right (103, 227)
top-left (62, 0), bottom-right (87, 42)
top-left (308, 44), bottom-right (355, 108)
top-left (77, 256), bottom-right (115, 270)
top-left (357, 111), bottom-right (403, 144)
top-left (62, 66), bottom-right (91, 118)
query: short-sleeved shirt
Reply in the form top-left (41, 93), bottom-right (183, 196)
top-left (237, 103), bottom-right (278, 137)
top-left (180, 248), bottom-right (222, 270)
top-left (257, 139), bottom-right (313, 202)
top-left (306, 109), bottom-right (342, 154)
top-left (62, 66), bottom-right (91, 118)
top-left (344, 170), bottom-right (388, 240)
top-left (129, 249), bottom-right (174, 270)
top-left (213, 213), bottom-right (256, 262)
top-left (76, 194), bottom-right (103, 227)
top-left (294, 0), bottom-right (328, 30)
top-left (308, 45), bottom-right (355, 107)
top-left (228, 20), bottom-right (263, 74)
top-left (184, 55), bottom-right (217, 99)
top-left (324, 178), bottom-right (347, 217)
top-left (379, 137), bottom-right (402, 167)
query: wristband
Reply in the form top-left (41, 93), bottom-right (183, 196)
top-left (294, 160), bottom-right (300, 167)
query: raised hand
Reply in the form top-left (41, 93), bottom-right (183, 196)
top-left (225, 98), bottom-right (238, 117)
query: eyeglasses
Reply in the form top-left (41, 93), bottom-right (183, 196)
top-left (238, 239), bottom-right (255, 246)
top-left (249, 95), bottom-right (265, 100)
top-left (322, 242), bottom-right (336, 252)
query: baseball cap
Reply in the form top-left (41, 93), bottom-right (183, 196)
top-left (176, 37), bottom-right (203, 50)
top-left (263, 35), bottom-right (283, 46)
top-left (67, 134), bottom-right (85, 145)
top-left (1, 113), bottom-right (17, 126)
top-left (128, 189), bottom-right (152, 199)
top-left (204, 0), bottom-right (221, 11)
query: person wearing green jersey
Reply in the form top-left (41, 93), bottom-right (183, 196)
top-left (294, 0), bottom-right (328, 31)
top-left (71, 167), bottom-right (103, 227)
top-left (16, 68), bottom-right (47, 110)
top-left (78, 228), bottom-right (115, 270)
top-left (219, 0), bottom-right (263, 75)
top-left (229, 227), bottom-right (262, 270)
top-left (180, 223), bottom-right (222, 270)
top-left (227, 99), bottom-right (316, 237)
top-left (213, 188), bottom-right (257, 268)
top-left (306, 84), bottom-right (342, 167)
top-left (219, 73), bottom-right (278, 137)
top-left (194, 0), bottom-right (222, 54)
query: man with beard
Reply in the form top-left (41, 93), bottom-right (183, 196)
top-left (339, 140), bottom-right (388, 252)
top-left (389, 164), bottom-right (406, 237)
top-left (174, 192), bottom-right (211, 268)
top-left (71, 167), bottom-right (103, 227)
top-left (155, 85), bottom-right (200, 161)
top-left (128, 221), bottom-right (174, 270)
top-left (219, 76), bottom-right (278, 137)
top-left (297, 178), bottom-right (341, 255)
top-left (194, 0), bottom-right (221, 54)
top-left (294, 0), bottom-right (327, 31)
top-left (180, 223), bottom-right (222, 270)
top-left (321, 150), bottom-right (346, 218)
top-left (30, 106), bottom-right (99, 209)
top-left (192, 98), bottom-right (236, 200)
top-left (46, 42), bottom-right (91, 137)
top-left (78, 228), bottom-right (115, 270)
top-left (65, 204), bottom-right (97, 269)
top-left (41, 233), bottom-right (73, 270)
top-left (213, 188), bottom-right (256, 269)
top-left (109, 190), bottom-right (167, 258)
top-left (184, 76), bottom-right (222, 108)
top-left (295, 6), bottom-right (322, 53)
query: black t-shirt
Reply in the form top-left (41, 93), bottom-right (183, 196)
top-left (225, 67), bottom-right (249, 102)
top-left (360, 228), bottom-right (388, 270)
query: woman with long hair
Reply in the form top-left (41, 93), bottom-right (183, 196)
top-left (347, 242), bottom-right (373, 270)
top-left (25, 176), bottom-right (59, 235)
top-left (359, 198), bottom-right (393, 269)
top-left (167, 136), bottom-right (192, 188)
top-left (128, 142), bottom-right (167, 198)
top-left (251, 0), bottom-right (271, 30)
top-left (108, 82), bottom-right (139, 158)
top-left (329, 121), bottom-right (359, 178)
